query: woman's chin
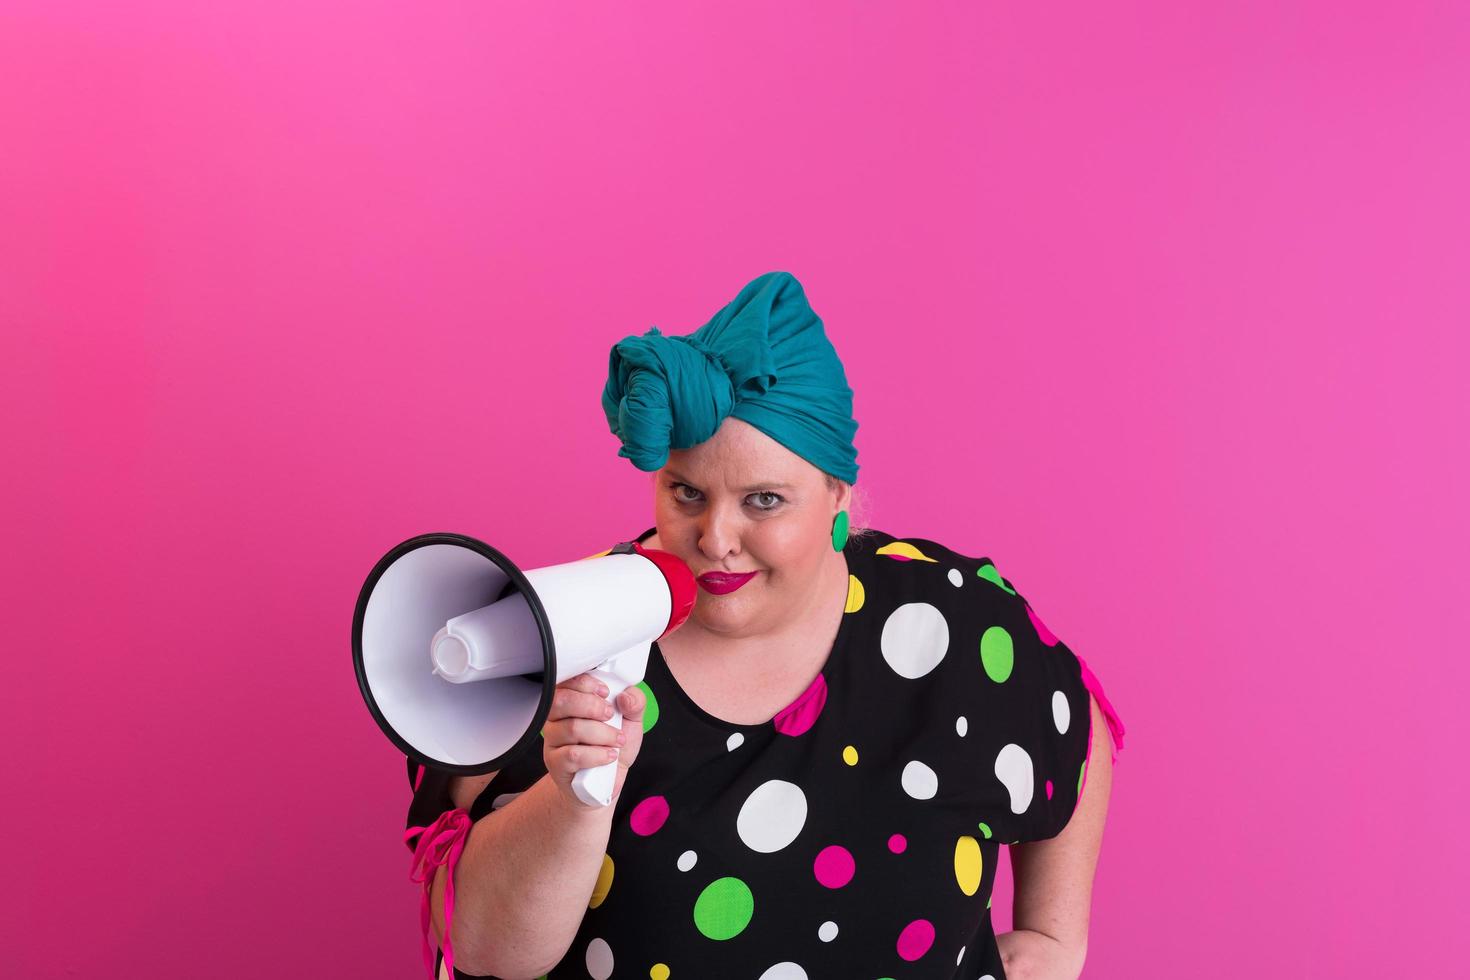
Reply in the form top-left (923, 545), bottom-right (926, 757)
top-left (692, 594), bottom-right (760, 634)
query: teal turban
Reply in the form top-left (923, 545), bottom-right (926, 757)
top-left (602, 271), bottom-right (860, 484)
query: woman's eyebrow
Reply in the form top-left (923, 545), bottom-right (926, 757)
top-left (665, 470), bottom-right (794, 493)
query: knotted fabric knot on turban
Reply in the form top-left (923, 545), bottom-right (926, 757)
top-left (602, 271), bottom-right (859, 483)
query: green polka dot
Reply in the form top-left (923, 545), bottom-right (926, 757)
top-left (637, 681), bottom-right (660, 733)
top-left (986, 896), bottom-right (992, 909)
top-left (977, 822), bottom-right (992, 839)
top-left (693, 876), bottom-right (753, 940)
top-left (977, 563), bottom-right (1015, 594)
top-left (1078, 759), bottom-right (1087, 795)
top-left (980, 626), bottom-right (1014, 683)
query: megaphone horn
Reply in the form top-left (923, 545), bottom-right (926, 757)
top-left (353, 533), bottom-right (695, 808)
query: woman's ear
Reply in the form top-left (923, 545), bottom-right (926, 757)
top-left (836, 480), bottom-right (854, 513)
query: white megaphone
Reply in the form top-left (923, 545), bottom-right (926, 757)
top-left (353, 533), bottom-right (695, 808)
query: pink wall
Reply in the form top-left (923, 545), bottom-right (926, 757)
top-left (3, 2), bottom-right (1466, 977)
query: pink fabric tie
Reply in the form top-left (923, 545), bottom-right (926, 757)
top-left (406, 807), bottom-right (472, 980)
top-left (1076, 652), bottom-right (1126, 764)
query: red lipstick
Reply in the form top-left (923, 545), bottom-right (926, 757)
top-left (696, 571), bottom-right (759, 595)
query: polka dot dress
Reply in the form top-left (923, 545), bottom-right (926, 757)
top-left (405, 529), bottom-right (1125, 979)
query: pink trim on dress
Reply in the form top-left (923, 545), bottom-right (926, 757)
top-left (1075, 652), bottom-right (1125, 764)
top-left (1023, 598), bottom-right (1125, 767)
top-left (405, 808), bottom-right (472, 980)
top-left (1074, 651), bottom-right (1126, 813)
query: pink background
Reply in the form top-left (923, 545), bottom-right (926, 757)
top-left (3, 2), bottom-right (1466, 977)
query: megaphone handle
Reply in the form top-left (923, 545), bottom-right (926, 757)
top-left (570, 643), bottom-right (650, 809)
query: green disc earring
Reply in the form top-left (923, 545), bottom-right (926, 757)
top-left (831, 510), bottom-right (850, 552)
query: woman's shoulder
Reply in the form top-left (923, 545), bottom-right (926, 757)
top-left (854, 528), bottom-right (1020, 594)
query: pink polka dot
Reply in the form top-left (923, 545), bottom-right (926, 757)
top-left (813, 844), bottom-right (855, 888)
top-left (887, 833), bottom-right (907, 854)
top-left (1045, 779), bottom-right (1054, 800)
top-left (772, 673), bottom-right (828, 737)
top-left (896, 919), bottom-right (935, 961)
top-left (629, 795), bottom-right (669, 836)
top-left (1026, 603), bottom-right (1058, 646)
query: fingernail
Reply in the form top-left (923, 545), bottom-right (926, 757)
top-left (598, 685), bottom-right (609, 697)
top-left (616, 732), bottom-right (626, 745)
top-left (608, 747), bottom-right (620, 759)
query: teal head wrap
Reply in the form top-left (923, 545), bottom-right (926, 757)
top-left (602, 271), bottom-right (860, 484)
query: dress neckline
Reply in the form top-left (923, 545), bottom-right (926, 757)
top-left (631, 526), bottom-right (868, 733)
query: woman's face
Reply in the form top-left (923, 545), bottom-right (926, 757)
top-left (653, 417), bottom-right (851, 639)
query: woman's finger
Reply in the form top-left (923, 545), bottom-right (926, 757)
top-left (617, 685), bottom-right (644, 722)
top-left (542, 717), bottom-right (625, 750)
top-left (549, 743), bottom-right (620, 775)
top-left (558, 672), bottom-right (608, 697)
top-left (546, 686), bottom-right (614, 723)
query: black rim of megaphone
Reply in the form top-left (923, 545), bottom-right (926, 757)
top-left (351, 531), bottom-right (557, 777)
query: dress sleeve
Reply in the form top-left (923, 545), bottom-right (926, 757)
top-left (1000, 581), bottom-right (1126, 843)
top-left (401, 750), bottom-right (554, 980)
top-left (403, 759), bottom-right (474, 980)
top-left (952, 555), bottom-right (1123, 846)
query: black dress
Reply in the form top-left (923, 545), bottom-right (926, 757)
top-left (405, 528), bottom-right (1126, 980)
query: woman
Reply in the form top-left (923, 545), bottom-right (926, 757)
top-left (405, 271), bottom-right (1126, 980)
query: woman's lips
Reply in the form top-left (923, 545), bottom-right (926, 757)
top-left (696, 571), bottom-right (759, 595)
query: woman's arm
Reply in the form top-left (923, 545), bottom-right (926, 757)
top-left (428, 772), bottom-right (615, 978)
top-left (1000, 692), bottom-right (1115, 980)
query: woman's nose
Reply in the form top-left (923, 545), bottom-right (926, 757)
top-left (697, 504), bottom-right (740, 561)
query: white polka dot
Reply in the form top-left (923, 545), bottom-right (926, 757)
top-left (818, 920), bottom-right (838, 942)
top-left (438, 959), bottom-right (450, 980)
top-left (995, 743), bottom-right (1035, 814)
top-left (957, 945), bottom-right (966, 965)
top-left (880, 602), bottom-right (951, 679)
top-left (1053, 690), bottom-right (1070, 734)
top-left (490, 792), bottom-right (521, 811)
top-left (677, 850), bottom-right (697, 872)
top-left (758, 963), bottom-right (808, 980)
top-left (956, 716), bottom-right (968, 737)
top-left (737, 779), bottom-right (808, 852)
top-left (585, 937), bottom-right (614, 980)
top-left (727, 732), bottom-right (745, 751)
top-left (981, 975), bottom-right (996, 980)
top-left (948, 567), bottom-right (964, 587)
top-left (901, 760), bottom-right (939, 800)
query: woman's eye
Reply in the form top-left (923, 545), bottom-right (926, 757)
top-left (748, 492), bottom-right (783, 510)
top-left (672, 483), bottom-right (702, 503)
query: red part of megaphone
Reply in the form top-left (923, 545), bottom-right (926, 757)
top-left (631, 542), bottom-right (697, 638)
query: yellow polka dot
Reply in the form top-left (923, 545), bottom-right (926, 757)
top-left (589, 853), bottom-right (614, 908)
top-left (875, 541), bottom-right (938, 562)
top-left (844, 574), bottom-right (866, 613)
top-left (842, 745), bottom-right (859, 766)
top-left (954, 835), bottom-right (982, 896)
top-left (650, 965), bottom-right (670, 980)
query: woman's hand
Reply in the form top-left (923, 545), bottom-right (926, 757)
top-left (542, 673), bottom-right (647, 810)
top-left (994, 928), bottom-right (1086, 980)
